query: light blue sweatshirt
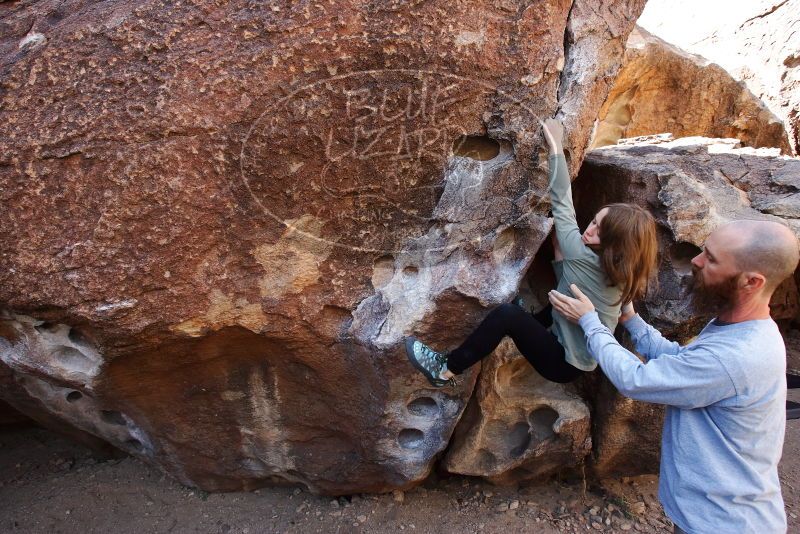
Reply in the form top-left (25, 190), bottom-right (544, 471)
top-left (578, 311), bottom-right (787, 534)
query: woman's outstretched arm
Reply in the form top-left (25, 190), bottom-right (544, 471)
top-left (542, 119), bottom-right (588, 259)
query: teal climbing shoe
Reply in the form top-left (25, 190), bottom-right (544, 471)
top-left (404, 337), bottom-right (455, 387)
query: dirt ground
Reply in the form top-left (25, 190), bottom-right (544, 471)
top-left (2, 389), bottom-right (799, 534)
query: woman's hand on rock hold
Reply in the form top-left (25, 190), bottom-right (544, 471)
top-left (548, 284), bottom-right (595, 323)
top-left (542, 118), bottom-right (564, 155)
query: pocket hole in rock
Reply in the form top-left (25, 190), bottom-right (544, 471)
top-left (402, 265), bottom-right (418, 277)
top-left (67, 327), bottom-right (90, 346)
top-left (452, 135), bottom-right (500, 161)
top-left (53, 346), bottom-right (95, 375)
top-left (100, 410), bottom-right (127, 426)
top-left (397, 428), bottom-right (425, 449)
top-left (34, 321), bottom-right (57, 334)
top-left (371, 255), bottom-right (395, 289)
top-left (66, 391), bottom-right (83, 403)
top-left (670, 242), bottom-right (702, 274)
top-left (528, 407), bottom-right (559, 442)
top-left (508, 421), bottom-right (532, 458)
top-left (407, 396), bottom-right (439, 418)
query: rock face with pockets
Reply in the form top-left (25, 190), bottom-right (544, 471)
top-left (443, 338), bottom-right (591, 484)
top-left (0, 0), bottom-right (645, 493)
top-left (593, 27), bottom-right (792, 153)
top-left (574, 136), bottom-right (800, 477)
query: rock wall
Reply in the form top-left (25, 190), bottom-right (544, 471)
top-left (638, 0), bottom-right (800, 155)
top-left (0, 0), bottom-right (646, 494)
top-left (593, 27), bottom-right (792, 153)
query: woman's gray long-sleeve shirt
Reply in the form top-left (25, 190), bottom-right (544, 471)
top-left (578, 311), bottom-right (787, 534)
top-left (548, 153), bottom-right (623, 371)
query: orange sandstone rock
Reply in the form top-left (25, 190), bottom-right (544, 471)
top-left (0, 0), bottom-right (645, 493)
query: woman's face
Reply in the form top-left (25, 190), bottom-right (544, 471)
top-left (582, 207), bottom-right (608, 247)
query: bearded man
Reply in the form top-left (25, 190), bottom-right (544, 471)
top-left (549, 219), bottom-right (800, 534)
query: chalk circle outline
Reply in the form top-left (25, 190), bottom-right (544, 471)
top-left (239, 68), bottom-right (551, 255)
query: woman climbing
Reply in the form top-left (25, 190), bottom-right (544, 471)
top-left (405, 118), bottom-right (659, 386)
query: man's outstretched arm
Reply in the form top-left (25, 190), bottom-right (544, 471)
top-left (578, 311), bottom-right (735, 408)
top-left (620, 305), bottom-right (681, 361)
top-left (550, 285), bottom-right (735, 408)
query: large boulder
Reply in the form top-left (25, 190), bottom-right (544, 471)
top-left (593, 26), bottom-right (792, 153)
top-left (0, 0), bottom-right (645, 493)
top-left (638, 0), bottom-right (800, 155)
top-left (581, 370), bottom-right (664, 479)
top-left (574, 136), bottom-right (800, 476)
top-left (443, 339), bottom-right (591, 485)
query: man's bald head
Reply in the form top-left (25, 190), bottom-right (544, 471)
top-left (717, 220), bottom-right (800, 293)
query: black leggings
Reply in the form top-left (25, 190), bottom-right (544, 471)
top-left (446, 303), bottom-right (584, 383)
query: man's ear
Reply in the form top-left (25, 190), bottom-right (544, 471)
top-left (741, 271), bottom-right (767, 292)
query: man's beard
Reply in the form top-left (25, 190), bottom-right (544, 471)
top-left (687, 268), bottom-right (741, 316)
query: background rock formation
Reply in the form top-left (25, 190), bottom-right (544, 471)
top-left (593, 27), bottom-right (792, 153)
top-left (638, 0), bottom-right (800, 155)
top-left (0, 0), bottom-right (646, 494)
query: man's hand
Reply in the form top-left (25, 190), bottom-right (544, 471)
top-left (548, 284), bottom-right (594, 323)
top-left (620, 301), bottom-right (636, 324)
top-left (542, 118), bottom-right (564, 155)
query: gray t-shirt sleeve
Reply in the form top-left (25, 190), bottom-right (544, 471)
top-left (551, 259), bottom-right (564, 281)
top-left (548, 154), bottom-right (592, 260)
top-left (579, 312), bottom-right (736, 408)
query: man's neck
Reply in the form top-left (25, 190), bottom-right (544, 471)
top-left (717, 294), bottom-right (772, 323)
